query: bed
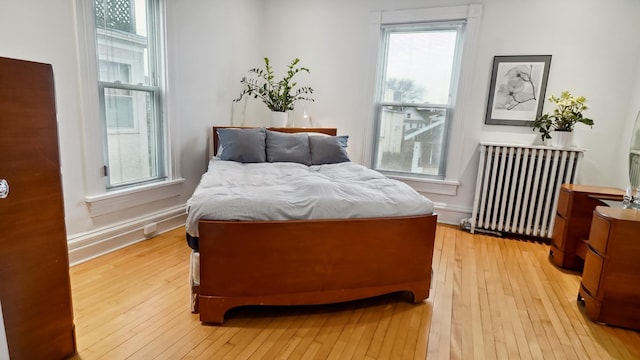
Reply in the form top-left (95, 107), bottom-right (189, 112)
top-left (187, 126), bottom-right (437, 324)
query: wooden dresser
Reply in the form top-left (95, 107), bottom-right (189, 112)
top-left (0, 57), bottom-right (76, 359)
top-left (549, 184), bottom-right (625, 270)
top-left (578, 206), bottom-right (640, 330)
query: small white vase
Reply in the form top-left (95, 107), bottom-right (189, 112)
top-left (270, 111), bottom-right (288, 127)
top-left (550, 131), bottom-right (573, 148)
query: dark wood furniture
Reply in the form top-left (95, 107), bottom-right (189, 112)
top-left (0, 58), bottom-right (76, 358)
top-left (578, 206), bottom-right (640, 330)
top-left (198, 215), bottom-right (437, 324)
top-left (193, 127), bottom-right (438, 324)
top-left (549, 184), bottom-right (624, 270)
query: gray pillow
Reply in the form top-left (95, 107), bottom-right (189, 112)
top-left (217, 127), bottom-right (266, 163)
top-left (309, 135), bottom-right (350, 165)
top-left (265, 130), bottom-right (311, 165)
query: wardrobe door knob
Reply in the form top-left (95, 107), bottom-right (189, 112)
top-left (0, 179), bottom-right (8, 198)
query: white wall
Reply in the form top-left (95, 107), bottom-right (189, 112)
top-left (165, 0), bottom-right (265, 201)
top-left (0, 0), bottom-right (93, 234)
top-left (0, 0), bottom-right (264, 262)
top-left (620, 48), bottom-right (640, 187)
top-left (258, 0), bottom-right (640, 221)
top-left (1, 0), bottom-right (639, 253)
top-left (475, 0), bottom-right (640, 190)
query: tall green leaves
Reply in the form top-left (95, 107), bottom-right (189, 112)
top-left (234, 58), bottom-right (314, 112)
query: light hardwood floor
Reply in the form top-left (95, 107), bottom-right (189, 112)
top-left (69, 224), bottom-right (640, 359)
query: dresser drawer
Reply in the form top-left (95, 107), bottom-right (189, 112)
top-left (551, 215), bottom-right (566, 249)
top-left (589, 214), bottom-right (611, 255)
top-left (556, 188), bottom-right (571, 218)
top-left (581, 248), bottom-right (604, 298)
top-left (575, 239), bottom-right (588, 260)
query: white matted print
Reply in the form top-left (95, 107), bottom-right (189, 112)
top-left (485, 55), bottom-right (551, 126)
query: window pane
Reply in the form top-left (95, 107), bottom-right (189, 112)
top-left (94, 0), bottom-right (164, 189)
top-left (375, 106), bottom-right (446, 176)
top-left (374, 23), bottom-right (463, 178)
top-left (104, 88), bottom-right (161, 186)
top-left (95, 0), bottom-right (152, 87)
top-left (105, 85), bottom-right (134, 129)
top-left (99, 60), bottom-right (131, 83)
top-left (383, 30), bottom-right (458, 104)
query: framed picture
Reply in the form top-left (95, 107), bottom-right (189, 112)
top-left (485, 55), bottom-right (552, 126)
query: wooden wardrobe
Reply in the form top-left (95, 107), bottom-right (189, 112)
top-left (0, 57), bottom-right (76, 359)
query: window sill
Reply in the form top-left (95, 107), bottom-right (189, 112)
top-left (386, 174), bottom-right (459, 195)
top-left (85, 178), bottom-right (185, 217)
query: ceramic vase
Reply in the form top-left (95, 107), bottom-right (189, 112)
top-left (270, 111), bottom-right (288, 127)
top-left (551, 131), bottom-right (573, 148)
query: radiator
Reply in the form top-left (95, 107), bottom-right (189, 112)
top-left (471, 142), bottom-right (584, 238)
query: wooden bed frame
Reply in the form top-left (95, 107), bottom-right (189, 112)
top-left (193, 127), bottom-right (438, 324)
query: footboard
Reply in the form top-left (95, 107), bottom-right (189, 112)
top-left (197, 214), bottom-right (437, 324)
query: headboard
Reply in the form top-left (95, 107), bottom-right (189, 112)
top-left (212, 127), bottom-right (337, 156)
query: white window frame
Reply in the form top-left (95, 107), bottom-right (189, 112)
top-left (362, 5), bottom-right (483, 195)
top-left (375, 22), bottom-right (464, 179)
top-left (74, 0), bottom-right (183, 217)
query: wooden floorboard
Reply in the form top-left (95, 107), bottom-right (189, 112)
top-left (68, 224), bottom-right (640, 359)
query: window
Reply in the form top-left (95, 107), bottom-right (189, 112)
top-left (93, 0), bottom-right (165, 189)
top-left (100, 61), bottom-right (134, 129)
top-left (373, 22), bottom-right (464, 179)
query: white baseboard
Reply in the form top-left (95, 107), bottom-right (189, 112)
top-left (67, 205), bottom-right (187, 266)
top-left (432, 202), bottom-right (472, 226)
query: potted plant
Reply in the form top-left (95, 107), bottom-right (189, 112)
top-left (234, 57), bottom-right (314, 127)
top-left (532, 91), bottom-right (594, 147)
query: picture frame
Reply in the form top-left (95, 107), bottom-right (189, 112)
top-left (484, 55), bottom-right (552, 126)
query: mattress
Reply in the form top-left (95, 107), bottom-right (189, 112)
top-left (185, 158), bottom-right (434, 238)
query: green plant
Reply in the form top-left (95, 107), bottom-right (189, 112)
top-left (532, 91), bottom-right (594, 142)
top-left (233, 57), bottom-right (314, 112)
